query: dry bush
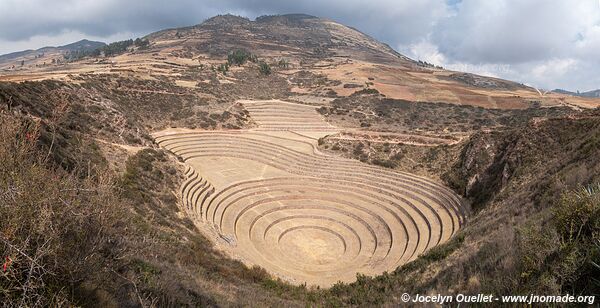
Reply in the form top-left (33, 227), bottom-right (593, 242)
top-left (518, 184), bottom-right (600, 295)
top-left (0, 114), bottom-right (125, 306)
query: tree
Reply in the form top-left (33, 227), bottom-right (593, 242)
top-left (134, 38), bottom-right (150, 49)
top-left (102, 39), bottom-right (134, 57)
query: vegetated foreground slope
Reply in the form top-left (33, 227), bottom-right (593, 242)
top-left (154, 100), bottom-right (466, 287)
top-left (0, 13), bottom-right (598, 307)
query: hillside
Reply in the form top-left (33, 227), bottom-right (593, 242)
top-left (2, 14), bottom-right (598, 109)
top-left (0, 13), bottom-right (599, 306)
top-left (0, 39), bottom-right (106, 70)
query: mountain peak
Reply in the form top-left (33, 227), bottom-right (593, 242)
top-left (148, 13), bottom-right (406, 64)
top-left (201, 14), bottom-right (251, 26)
top-left (58, 39), bottom-right (106, 51)
top-left (255, 13), bottom-right (319, 23)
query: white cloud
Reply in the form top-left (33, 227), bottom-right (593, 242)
top-left (409, 0), bottom-right (600, 90)
top-left (400, 40), bottom-right (447, 65)
top-left (531, 59), bottom-right (578, 80)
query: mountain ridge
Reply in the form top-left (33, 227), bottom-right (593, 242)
top-left (554, 88), bottom-right (600, 98)
top-left (2, 13), bottom-right (596, 109)
top-left (0, 15), bottom-right (595, 108)
top-left (0, 39), bottom-right (106, 61)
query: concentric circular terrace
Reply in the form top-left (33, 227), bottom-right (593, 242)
top-left (153, 100), bottom-right (466, 286)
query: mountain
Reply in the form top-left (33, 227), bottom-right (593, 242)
top-left (3, 14), bottom-right (597, 108)
top-left (149, 14), bottom-right (411, 64)
top-left (57, 39), bottom-right (107, 52)
top-left (554, 88), bottom-right (600, 98)
top-left (0, 39), bottom-right (106, 69)
top-left (0, 14), bottom-right (598, 306)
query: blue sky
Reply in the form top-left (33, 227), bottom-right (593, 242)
top-left (0, 0), bottom-right (599, 91)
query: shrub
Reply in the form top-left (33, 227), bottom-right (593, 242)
top-left (227, 49), bottom-right (253, 66)
top-left (554, 184), bottom-right (600, 244)
top-left (217, 62), bottom-right (230, 75)
top-left (0, 115), bottom-right (125, 305)
top-left (277, 59), bottom-right (289, 68)
top-left (518, 184), bottom-right (600, 295)
top-left (259, 62), bottom-right (271, 75)
top-left (353, 143), bottom-right (364, 156)
top-left (372, 158), bottom-right (397, 169)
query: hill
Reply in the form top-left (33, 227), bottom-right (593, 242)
top-left (554, 88), bottom-right (600, 98)
top-left (0, 39), bottom-right (106, 70)
top-left (2, 14), bottom-right (598, 109)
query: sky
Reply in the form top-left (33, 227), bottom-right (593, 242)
top-left (0, 0), bottom-right (599, 91)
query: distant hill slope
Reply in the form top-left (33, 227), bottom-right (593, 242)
top-left (147, 13), bottom-right (411, 64)
top-left (0, 39), bottom-right (105, 68)
top-left (554, 88), bottom-right (600, 98)
top-left (1, 14), bottom-right (598, 109)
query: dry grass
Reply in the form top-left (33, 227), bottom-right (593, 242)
top-left (0, 114), bottom-right (126, 306)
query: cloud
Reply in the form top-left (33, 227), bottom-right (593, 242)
top-left (402, 39), bottom-right (447, 65)
top-left (0, 0), bottom-right (598, 91)
top-left (406, 0), bottom-right (600, 91)
top-left (0, 0), bottom-right (445, 43)
top-left (433, 0), bottom-right (588, 63)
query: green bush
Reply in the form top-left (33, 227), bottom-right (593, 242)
top-left (277, 59), bottom-right (289, 68)
top-left (554, 184), bottom-right (600, 243)
top-left (217, 62), bottom-right (230, 75)
top-left (227, 49), bottom-right (253, 66)
top-left (259, 62), bottom-right (271, 75)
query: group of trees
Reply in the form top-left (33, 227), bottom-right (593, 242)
top-left (212, 48), bottom-right (272, 76)
top-left (227, 48), bottom-right (257, 66)
top-left (134, 38), bottom-right (150, 49)
top-left (416, 60), bottom-right (443, 69)
top-left (63, 38), bottom-right (150, 62)
top-left (102, 39), bottom-right (134, 57)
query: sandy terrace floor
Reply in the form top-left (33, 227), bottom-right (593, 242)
top-left (153, 100), bottom-right (467, 287)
